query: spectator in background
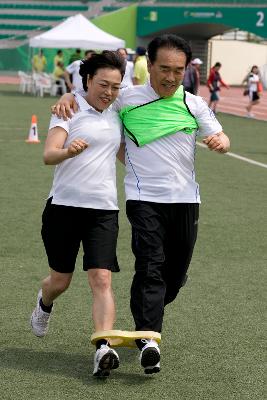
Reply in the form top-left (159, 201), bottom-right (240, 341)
top-left (69, 48), bottom-right (82, 64)
top-left (32, 49), bottom-right (47, 73)
top-left (54, 50), bottom-right (64, 67)
top-left (64, 50), bottom-right (95, 92)
top-left (133, 46), bottom-right (149, 85)
top-left (243, 65), bottom-right (262, 118)
top-left (117, 48), bottom-right (134, 88)
top-left (191, 58), bottom-right (202, 94)
top-left (53, 61), bottom-right (65, 80)
top-left (183, 57), bottom-right (203, 95)
top-left (207, 62), bottom-right (229, 113)
top-left (53, 61), bottom-right (67, 95)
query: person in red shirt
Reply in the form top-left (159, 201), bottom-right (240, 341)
top-left (207, 62), bottom-right (229, 113)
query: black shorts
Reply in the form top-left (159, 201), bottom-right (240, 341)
top-left (250, 91), bottom-right (260, 102)
top-left (41, 198), bottom-right (119, 273)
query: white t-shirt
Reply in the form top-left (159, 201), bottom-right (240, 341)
top-left (48, 93), bottom-right (122, 210)
top-left (248, 73), bottom-right (259, 92)
top-left (114, 82), bottom-right (222, 204)
top-left (120, 60), bottom-right (134, 89)
top-left (66, 60), bottom-right (83, 91)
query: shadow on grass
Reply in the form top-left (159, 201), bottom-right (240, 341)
top-left (0, 347), bottom-right (150, 385)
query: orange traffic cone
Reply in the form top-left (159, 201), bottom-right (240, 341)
top-left (26, 115), bottom-right (40, 143)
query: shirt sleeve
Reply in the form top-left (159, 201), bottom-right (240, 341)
top-left (66, 61), bottom-right (76, 74)
top-left (48, 114), bottom-right (70, 134)
top-left (194, 97), bottom-right (223, 137)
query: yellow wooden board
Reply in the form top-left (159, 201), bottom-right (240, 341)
top-left (91, 330), bottom-right (161, 348)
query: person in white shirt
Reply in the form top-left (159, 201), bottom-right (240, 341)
top-left (117, 47), bottom-right (134, 88)
top-left (52, 34), bottom-right (230, 375)
top-left (64, 50), bottom-right (95, 92)
top-left (244, 65), bottom-right (262, 118)
top-left (30, 51), bottom-right (126, 378)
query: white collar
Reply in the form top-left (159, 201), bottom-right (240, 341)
top-left (75, 92), bottom-right (111, 114)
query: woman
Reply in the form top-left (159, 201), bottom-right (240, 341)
top-left (30, 51), bottom-right (125, 378)
top-left (244, 65), bottom-right (262, 118)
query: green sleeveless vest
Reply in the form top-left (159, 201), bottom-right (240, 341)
top-left (119, 85), bottom-right (199, 147)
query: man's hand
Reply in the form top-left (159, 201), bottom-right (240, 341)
top-left (51, 93), bottom-right (78, 120)
top-left (203, 132), bottom-right (230, 153)
top-left (67, 139), bottom-right (89, 158)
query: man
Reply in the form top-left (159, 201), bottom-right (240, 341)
top-left (207, 62), bottom-right (229, 113)
top-left (64, 50), bottom-right (95, 92)
top-left (183, 57), bottom-right (203, 94)
top-left (133, 46), bottom-right (149, 85)
top-left (117, 48), bottom-right (134, 88)
top-left (32, 49), bottom-right (47, 73)
top-left (54, 49), bottom-right (64, 67)
top-left (51, 34), bottom-right (230, 375)
top-left (68, 48), bottom-right (82, 64)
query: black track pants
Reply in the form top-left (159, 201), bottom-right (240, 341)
top-left (126, 200), bottom-right (199, 333)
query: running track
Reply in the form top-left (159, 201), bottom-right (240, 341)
top-left (1, 76), bottom-right (266, 121)
top-left (199, 85), bottom-right (267, 122)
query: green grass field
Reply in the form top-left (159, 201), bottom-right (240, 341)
top-left (0, 85), bottom-right (266, 400)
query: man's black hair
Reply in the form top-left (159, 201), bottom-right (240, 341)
top-left (136, 46), bottom-right (146, 56)
top-left (79, 50), bottom-right (125, 91)
top-left (147, 34), bottom-right (192, 66)
top-left (85, 50), bottom-right (95, 57)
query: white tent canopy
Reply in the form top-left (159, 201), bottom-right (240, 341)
top-left (29, 14), bottom-right (125, 50)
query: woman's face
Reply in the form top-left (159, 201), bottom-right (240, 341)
top-left (86, 68), bottom-right (122, 112)
top-left (252, 66), bottom-right (259, 74)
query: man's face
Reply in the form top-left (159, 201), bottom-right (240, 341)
top-left (148, 47), bottom-right (187, 97)
top-left (86, 68), bottom-right (121, 112)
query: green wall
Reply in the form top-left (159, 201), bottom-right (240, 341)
top-left (93, 5), bottom-right (137, 49)
top-left (137, 7), bottom-right (267, 39)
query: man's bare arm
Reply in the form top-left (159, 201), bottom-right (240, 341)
top-left (51, 93), bottom-right (78, 120)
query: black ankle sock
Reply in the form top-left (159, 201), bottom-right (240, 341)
top-left (96, 339), bottom-right (109, 350)
top-left (135, 339), bottom-right (145, 351)
top-left (39, 298), bottom-right (53, 313)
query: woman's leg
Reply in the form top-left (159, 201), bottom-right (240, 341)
top-left (42, 269), bottom-right (73, 306)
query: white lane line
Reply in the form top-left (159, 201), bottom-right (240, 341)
top-left (197, 142), bottom-right (267, 169)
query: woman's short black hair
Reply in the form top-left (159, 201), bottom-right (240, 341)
top-left (79, 50), bottom-right (125, 91)
top-left (147, 34), bottom-right (192, 67)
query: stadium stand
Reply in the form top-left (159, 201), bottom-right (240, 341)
top-left (0, 0), bottom-right (93, 48)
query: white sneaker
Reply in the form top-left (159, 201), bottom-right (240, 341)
top-left (140, 339), bottom-right (160, 374)
top-left (246, 112), bottom-right (255, 118)
top-left (30, 290), bottom-right (51, 337)
top-left (93, 345), bottom-right (119, 377)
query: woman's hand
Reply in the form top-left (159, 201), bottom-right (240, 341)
top-left (67, 139), bottom-right (89, 158)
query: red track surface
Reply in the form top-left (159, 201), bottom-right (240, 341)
top-left (199, 85), bottom-right (267, 122)
top-left (1, 76), bottom-right (266, 121)
top-left (0, 76), bottom-right (20, 84)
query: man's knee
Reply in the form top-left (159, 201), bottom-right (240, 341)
top-left (88, 269), bottom-right (111, 292)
